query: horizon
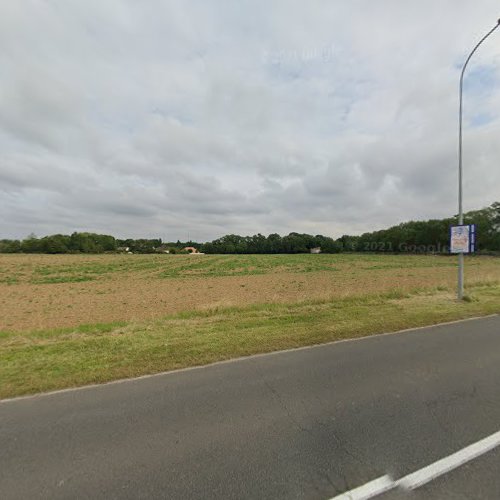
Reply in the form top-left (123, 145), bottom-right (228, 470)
top-left (2, 199), bottom-right (495, 243)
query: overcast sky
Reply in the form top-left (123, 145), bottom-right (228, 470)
top-left (1, 1), bottom-right (500, 241)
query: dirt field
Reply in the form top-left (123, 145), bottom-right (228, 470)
top-left (1, 253), bottom-right (499, 332)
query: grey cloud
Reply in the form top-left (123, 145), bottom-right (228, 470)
top-left (1, 0), bottom-right (500, 240)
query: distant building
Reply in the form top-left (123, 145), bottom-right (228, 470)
top-left (310, 247), bottom-right (321, 254)
top-left (183, 246), bottom-right (204, 254)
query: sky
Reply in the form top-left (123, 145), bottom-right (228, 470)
top-left (1, 0), bottom-right (500, 241)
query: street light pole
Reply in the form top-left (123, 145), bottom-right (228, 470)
top-left (457, 19), bottom-right (500, 300)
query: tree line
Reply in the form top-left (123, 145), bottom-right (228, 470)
top-left (0, 233), bottom-right (196, 255)
top-left (1, 202), bottom-right (498, 255)
top-left (201, 202), bottom-right (499, 254)
top-left (354, 202), bottom-right (499, 254)
top-left (201, 233), bottom-right (341, 254)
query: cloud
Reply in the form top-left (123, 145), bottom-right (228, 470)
top-left (1, 0), bottom-right (500, 240)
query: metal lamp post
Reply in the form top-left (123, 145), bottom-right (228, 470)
top-left (457, 19), bottom-right (500, 300)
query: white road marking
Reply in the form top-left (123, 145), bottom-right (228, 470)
top-left (396, 429), bottom-right (500, 490)
top-left (329, 475), bottom-right (394, 500)
top-left (329, 429), bottom-right (500, 499)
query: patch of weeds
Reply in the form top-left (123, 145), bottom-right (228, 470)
top-left (385, 289), bottom-right (408, 300)
top-left (462, 294), bottom-right (477, 303)
top-left (0, 277), bottom-right (19, 285)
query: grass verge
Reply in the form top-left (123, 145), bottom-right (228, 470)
top-left (1, 282), bottom-right (499, 400)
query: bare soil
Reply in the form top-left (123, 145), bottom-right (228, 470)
top-left (1, 254), bottom-right (499, 332)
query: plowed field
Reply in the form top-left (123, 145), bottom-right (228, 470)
top-left (1, 253), bottom-right (499, 332)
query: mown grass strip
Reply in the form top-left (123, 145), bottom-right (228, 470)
top-left (1, 283), bottom-right (499, 399)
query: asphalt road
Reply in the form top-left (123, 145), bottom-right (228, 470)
top-left (1, 315), bottom-right (500, 499)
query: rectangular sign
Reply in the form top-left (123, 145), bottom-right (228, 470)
top-left (450, 224), bottom-right (476, 254)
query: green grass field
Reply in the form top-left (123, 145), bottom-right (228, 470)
top-left (1, 253), bottom-right (499, 399)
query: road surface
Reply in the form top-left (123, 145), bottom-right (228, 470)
top-left (1, 315), bottom-right (500, 499)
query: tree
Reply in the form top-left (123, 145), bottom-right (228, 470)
top-left (21, 235), bottom-right (42, 253)
top-left (0, 240), bottom-right (21, 253)
top-left (40, 235), bottom-right (70, 254)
